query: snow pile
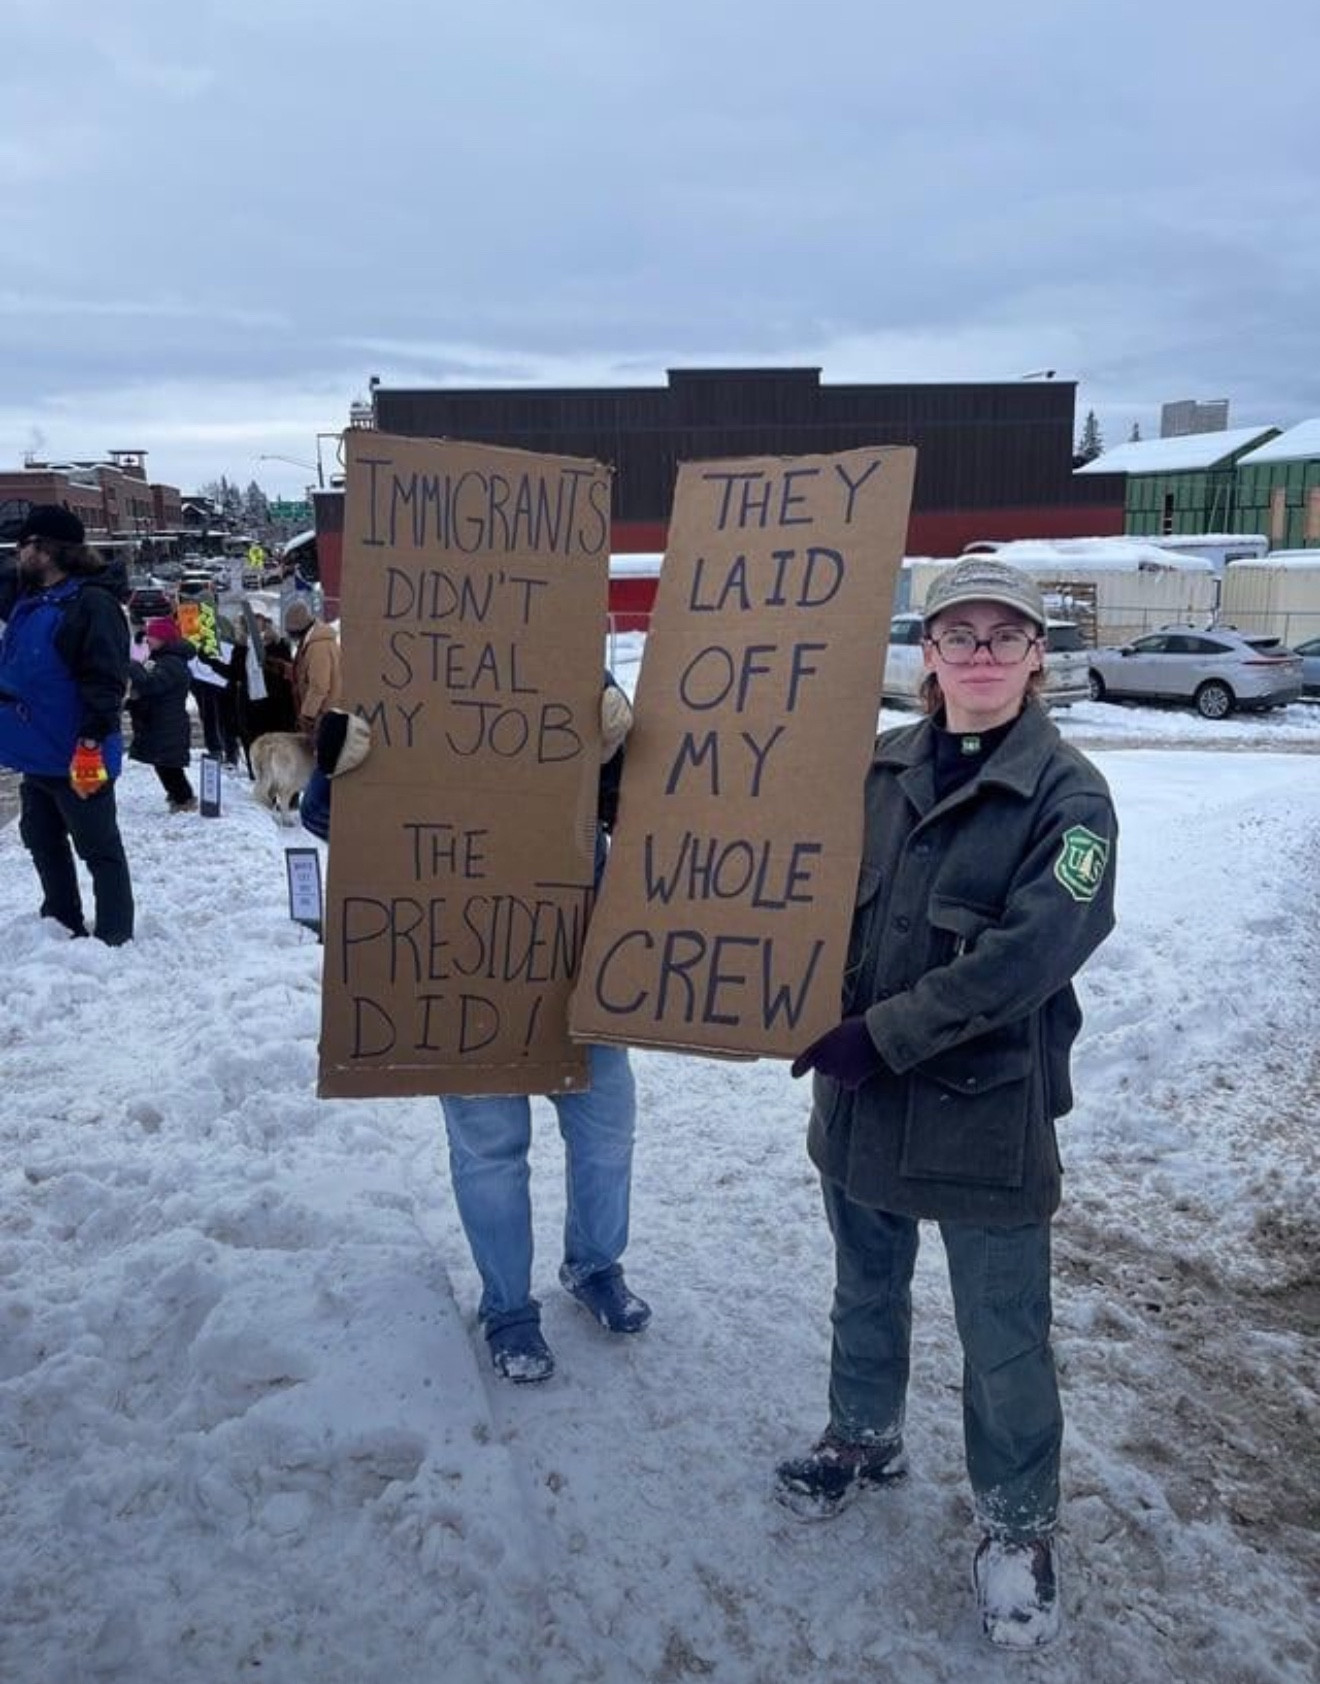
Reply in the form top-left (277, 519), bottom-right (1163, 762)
top-left (0, 676), bottom-right (1316, 1683)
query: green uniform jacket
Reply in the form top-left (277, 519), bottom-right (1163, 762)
top-left (807, 703), bottom-right (1118, 1225)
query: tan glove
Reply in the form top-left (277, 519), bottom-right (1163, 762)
top-left (600, 684), bottom-right (633, 762)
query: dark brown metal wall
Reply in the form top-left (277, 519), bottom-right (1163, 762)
top-left (374, 367), bottom-right (1094, 520)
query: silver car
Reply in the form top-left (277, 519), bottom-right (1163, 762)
top-left (883, 612), bottom-right (1090, 709)
top-left (1293, 636), bottom-right (1320, 695)
top-left (1087, 625), bottom-right (1303, 718)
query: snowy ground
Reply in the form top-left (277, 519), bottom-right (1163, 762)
top-left (1, 664), bottom-right (1317, 1683)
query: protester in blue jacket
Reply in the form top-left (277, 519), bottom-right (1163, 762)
top-left (0, 506), bottom-right (134, 944)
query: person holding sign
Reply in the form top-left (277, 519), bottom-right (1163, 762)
top-left (302, 677), bottom-right (648, 1386)
top-left (779, 557), bottom-right (1117, 1650)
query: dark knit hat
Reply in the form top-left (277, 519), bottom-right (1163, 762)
top-left (17, 504), bottom-right (86, 546)
top-left (143, 617), bottom-right (177, 644)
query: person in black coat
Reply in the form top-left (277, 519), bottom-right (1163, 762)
top-left (128, 617), bottom-right (197, 813)
top-left (232, 608), bottom-right (297, 769)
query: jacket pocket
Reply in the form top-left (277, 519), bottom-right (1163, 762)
top-left (899, 1038), bottom-right (1033, 1188)
top-left (841, 863), bottom-right (884, 1010)
top-left (927, 893), bottom-right (1000, 963)
top-left (1042, 986), bottom-right (1082, 1118)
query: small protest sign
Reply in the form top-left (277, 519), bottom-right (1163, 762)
top-left (198, 752), bottom-right (222, 818)
top-left (285, 847), bottom-right (323, 936)
top-left (319, 431), bottom-right (611, 1099)
top-left (570, 447), bottom-right (915, 1058)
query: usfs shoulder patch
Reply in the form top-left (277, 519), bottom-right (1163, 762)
top-left (1054, 824), bottom-right (1110, 903)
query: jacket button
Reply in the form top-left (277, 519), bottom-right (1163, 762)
top-left (894, 915), bottom-right (911, 932)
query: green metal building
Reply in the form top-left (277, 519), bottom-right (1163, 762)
top-left (1232, 419), bottom-right (1320, 549)
top-left (1074, 425), bottom-right (1277, 536)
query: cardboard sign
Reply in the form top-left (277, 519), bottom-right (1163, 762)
top-left (570, 447), bottom-right (914, 1058)
top-left (319, 431), bottom-right (611, 1099)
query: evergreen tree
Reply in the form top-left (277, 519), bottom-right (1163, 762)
top-left (1129, 421), bottom-right (1142, 442)
top-left (242, 480), bottom-right (271, 531)
top-left (1076, 410), bottom-right (1104, 462)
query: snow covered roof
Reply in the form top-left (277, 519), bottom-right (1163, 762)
top-left (1226, 550), bottom-right (1320, 569)
top-left (1234, 418), bottom-right (1320, 466)
top-left (1151, 532), bottom-right (1267, 549)
top-left (943, 538), bottom-right (1212, 572)
top-left (1074, 425), bottom-right (1277, 476)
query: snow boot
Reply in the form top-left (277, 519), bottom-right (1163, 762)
top-left (973, 1534), bottom-right (1062, 1649)
top-left (559, 1264), bottom-right (651, 1334)
top-left (486, 1320), bottom-right (555, 1384)
top-left (774, 1427), bottom-right (908, 1519)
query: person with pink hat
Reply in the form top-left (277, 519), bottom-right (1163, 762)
top-left (126, 616), bottom-right (198, 813)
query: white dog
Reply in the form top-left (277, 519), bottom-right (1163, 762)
top-left (250, 731), bottom-right (315, 827)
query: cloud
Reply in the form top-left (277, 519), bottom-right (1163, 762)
top-left (4, 0), bottom-right (1318, 491)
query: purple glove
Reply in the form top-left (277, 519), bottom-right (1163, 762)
top-left (790, 1016), bottom-right (886, 1089)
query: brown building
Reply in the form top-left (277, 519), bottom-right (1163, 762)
top-left (371, 366), bottom-right (1125, 556)
top-left (0, 468), bottom-right (107, 540)
top-left (0, 449), bottom-right (182, 546)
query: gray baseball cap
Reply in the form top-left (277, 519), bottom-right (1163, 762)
top-left (921, 556), bottom-right (1047, 633)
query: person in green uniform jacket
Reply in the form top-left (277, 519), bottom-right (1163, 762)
top-left (780, 556), bottom-right (1118, 1652)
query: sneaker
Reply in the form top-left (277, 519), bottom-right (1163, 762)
top-left (486, 1321), bottom-right (555, 1384)
top-left (973, 1534), bottom-right (1061, 1650)
top-left (774, 1427), bottom-right (908, 1519)
top-left (559, 1264), bottom-right (652, 1333)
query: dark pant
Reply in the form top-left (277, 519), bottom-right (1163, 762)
top-left (821, 1177), bottom-right (1062, 1542)
top-left (192, 681), bottom-right (238, 763)
top-left (19, 774), bottom-right (135, 945)
top-left (154, 765), bottom-right (194, 806)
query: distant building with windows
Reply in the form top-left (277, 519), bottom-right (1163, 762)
top-left (1078, 418), bottom-right (1320, 550)
top-left (1159, 398), bottom-right (1230, 439)
top-left (0, 448), bottom-right (182, 551)
top-left (1234, 420), bottom-right (1320, 549)
top-left (1075, 426), bottom-right (1278, 537)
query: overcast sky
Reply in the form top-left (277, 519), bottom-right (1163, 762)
top-left (3, 0), bottom-right (1317, 499)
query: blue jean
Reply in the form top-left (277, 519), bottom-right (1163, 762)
top-left (821, 1177), bottom-right (1062, 1541)
top-left (440, 1044), bottom-right (637, 1335)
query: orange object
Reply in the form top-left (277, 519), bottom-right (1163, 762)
top-left (69, 742), bottom-right (108, 797)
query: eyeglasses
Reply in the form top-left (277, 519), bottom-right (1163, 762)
top-left (926, 628), bottom-right (1039, 665)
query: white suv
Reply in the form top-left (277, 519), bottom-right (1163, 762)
top-left (883, 612), bottom-right (1090, 710)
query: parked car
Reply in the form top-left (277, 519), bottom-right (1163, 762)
top-left (126, 585), bottom-right (175, 625)
top-left (1087, 626), bottom-right (1304, 718)
top-left (1293, 636), bottom-right (1320, 695)
top-left (882, 611), bottom-right (1090, 709)
top-left (176, 573), bottom-right (218, 602)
